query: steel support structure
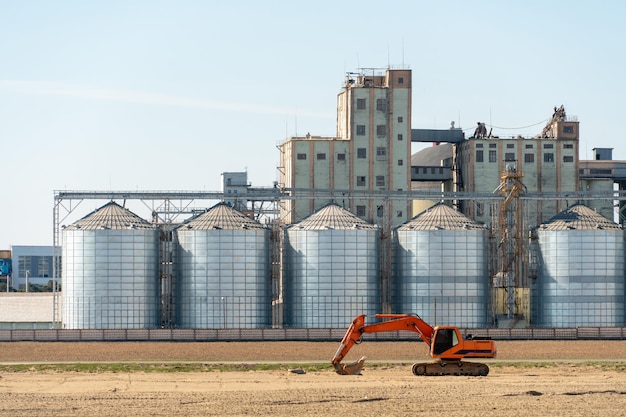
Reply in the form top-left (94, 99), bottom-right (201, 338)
top-left (52, 188), bottom-right (626, 327)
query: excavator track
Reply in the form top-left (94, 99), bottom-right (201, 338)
top-left (411, 360), bottom-right (489, 377)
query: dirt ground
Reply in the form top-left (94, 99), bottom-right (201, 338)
top-left (0, 341), bottom-right (625, 417)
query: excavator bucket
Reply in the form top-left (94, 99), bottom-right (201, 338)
top-left (334, 356), bottom-right (367, 375)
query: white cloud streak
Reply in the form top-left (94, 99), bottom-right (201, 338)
top-left (0, 80), bottom-right (331, 119)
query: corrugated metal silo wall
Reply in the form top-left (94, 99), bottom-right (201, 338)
top-left (536, 229), bottom-right (625, 327)
top-left (62, 229), bottom-right (160, 329)
top-left (176, 229), bottom-right (271, 328)
top-left (283, 228), bottom-right (381, 328)
top-left (391, 229), bottom-right (490, 327)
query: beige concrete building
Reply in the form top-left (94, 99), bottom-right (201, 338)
top-left (278, 68), bottom-right (412, 227)
top-left (457, 112), bottom-right (580, 227)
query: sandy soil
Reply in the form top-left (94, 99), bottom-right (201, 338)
top-left (0, 341), bottom-right (625, 417)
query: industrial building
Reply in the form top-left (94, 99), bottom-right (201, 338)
top-left (456, 106), bottom-right (580, 226)
top-left (278, 69), bottom-right (413, 229)
top-left (1, 66), bottom-right (625, 334)
top-left (1, 246), bottom-right (58, 292)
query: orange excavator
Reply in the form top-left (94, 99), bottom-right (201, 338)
top-left (332, 314), bottom-right (496, 376)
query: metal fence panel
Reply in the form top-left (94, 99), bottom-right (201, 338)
top-left (149, 329), bottom-right (173, 341)
top-left (11, 330), bottom-right (35, 341)
top-left (283, 329), bottom-right (309, 340)
top-left (103, 330), bottom-right (127, 341)
top-left (34, 330), bottom-right (58, 341)
top-left (57, 330), bottom-right (81, 341)
top-left (80, 329), bottom-right (105, 341)
top-left (598, 328), bottom-right (624, 339)
top-left (260, 329), bottom-right (287, 340)
top-left (193, 329), bottom-right (218, 340)
top-left (171, 329), bottom-right (196, 341)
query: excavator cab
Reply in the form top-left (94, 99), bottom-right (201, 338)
top-left (431, 327), bottom-right (459, 356)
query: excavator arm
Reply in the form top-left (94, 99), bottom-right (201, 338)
top-left (331, 314), bottom-right (434, 375)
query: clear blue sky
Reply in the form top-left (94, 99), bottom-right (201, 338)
top-left (1, 0), bottom-right (624, 248)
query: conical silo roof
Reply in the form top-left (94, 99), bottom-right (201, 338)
top-left (65, 201), bottom-right (154, 230)
top-left (538, 204), bottom-right (621, 230)
top-left (293, 203), bottom-right (378, 230)
top-left (180, 202), bottom-right (266, 230)
top-left (397, 203), bottom-right (485, 230)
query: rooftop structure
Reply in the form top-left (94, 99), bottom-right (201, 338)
top-left (64, 201), bottom-right (154, 230)
top-left (180, 202), bottom-right (265, 230)
top-left (292, 203), bottom-right (379, 230)
top-left (398, 203), bottom-right (486, 231)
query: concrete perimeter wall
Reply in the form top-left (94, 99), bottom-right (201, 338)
top-left (0, 327), bottom-right (625, 342)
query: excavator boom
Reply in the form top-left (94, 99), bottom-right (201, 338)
top-left (332, 314), bottom-right (496, 376)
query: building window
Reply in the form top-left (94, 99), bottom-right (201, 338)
top-left (297, 153), bottom-right (306, 160)
top-left (376, 99), bottom-right (386, 111)
top-left (376, 147), bottom-right (387, 160)
top-left (524, 153), bottom-right (535, 163)
top-left (544, 153), bottom-right (554, 162)
top-left (489, 143), bottom-right (497, 148)
top-left (397, 210), bottom-right (403, 218)
top-left (476, 203), bottom-right (484, 217)
top-left (476, 150), bottom-right (484, 162)
top-left (506, 144), bottom-right (515, 149)
top-left (489, 150), bottom-right (497, 163)
top-left (377, 205), bottom-right (384, 218)
top-left (398, 159), bottom-right (403, 166)
top-left (564, 144), bottom-right (574, 149)
top-left (376, 175), bottom-right (385, 186)
top-left (376, 125), bottom-right (386, 137)
top-left (39, 257), bottom-right (50, 277)
top-left (543, 143), bottom-right (554, 149)
top-left (356, 205), bottom-right (366, 216)
top-left (476, 143), bottom-right (483, 148)
top-left (563, 126), bottom-right (574, 134)
top-left (316, 153), bottom-right (326, 160)
top-left (397, 116), bottom-right (403, 123)
top-left (525, 144), bottom-right (533, 149)
top-left (357, 148), bottom-right (366, 158)
top-left (398, 77), bottom-right (404, 84)
top-left (505, 152), bottom-right (515, 161)
top-left (397, 134), bottom-right (403, 141)
top-left (357, 98), bottom-right (366, 110)
top-left (563, 155), bottom-right (574, 163)
top-left (356, 125), bottom-right (366, 136)
top-left (18, 256), bottom-right (32, 280)
top-left (357, 176), bottom-right (366, 186)
top-left (337, 153), bottom-right (346, 161)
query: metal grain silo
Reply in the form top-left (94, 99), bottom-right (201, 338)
top-left (62, 202), bottom-right (160, 329)
top-left (392, 203), bottom-right (490, 327)
top-left (283, 204), bottom-right (380, 328)
top-left (535, 204), bottom-right (625, 327)
top-left (176, 203), bottom-right (271, 328)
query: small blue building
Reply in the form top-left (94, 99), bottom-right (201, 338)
top-left (9, 246), bottom-right (60, 291)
